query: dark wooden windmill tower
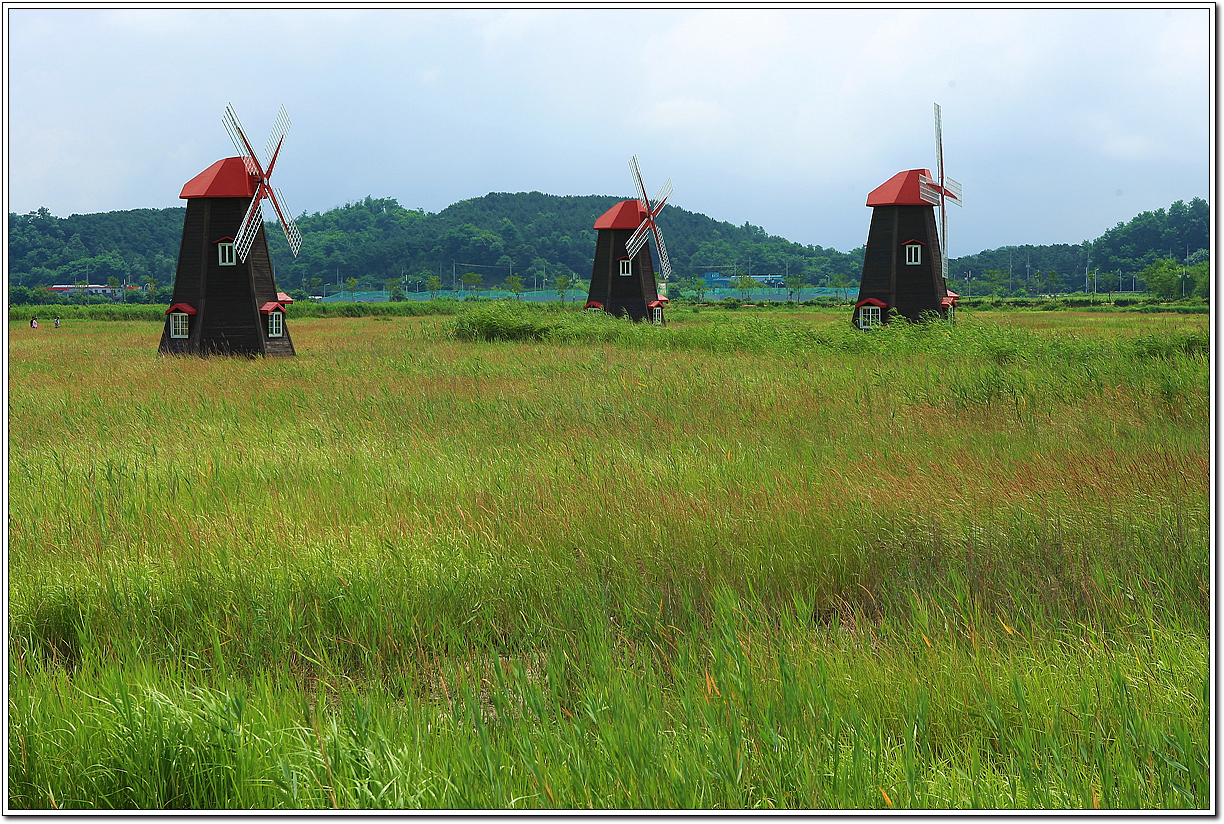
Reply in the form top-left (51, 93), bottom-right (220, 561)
top-left (159, 104), bottom-right (303, 356)
top-left (853, 103), bottom-right (962, 328)
top-left (584, 155), bottom-right (672, 324)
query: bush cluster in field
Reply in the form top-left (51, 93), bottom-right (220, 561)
top-left (7, 312), bottom-right (1209, 809)
top-left (448, 299), bottom-right (1208, 363)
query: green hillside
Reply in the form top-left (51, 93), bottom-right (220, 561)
top-left (7, 193), bottom-right (1208, 300)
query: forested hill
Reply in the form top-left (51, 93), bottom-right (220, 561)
top-left (7, 193), bottom-right (1208, 295)
top-left (261, 192), bottom-right (864, 292)
top-left (947, 197), bottom-right (1208, 294)
top-left (6, 193), bottom-right (862, 293)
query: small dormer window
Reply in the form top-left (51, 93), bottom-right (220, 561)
top-left (170, 312), bottom-right (189, 338)
top-left (268, 311), bottom-right (283, 338)
top-left (905, 243), bottom-right (922, 266)
top-left (618, 258), bottom-right (632, 277)
top-left (218, 242), bottom-right (236, 266)
top-left (859, 305), bottom-right (882, 329)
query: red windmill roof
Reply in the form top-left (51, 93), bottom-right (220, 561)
top-left (866, 169), bottom-right (935, 207)
top-left (180, 157), bottom-right (256, 199)
top-left (594, 200), bottom-right (647, 230)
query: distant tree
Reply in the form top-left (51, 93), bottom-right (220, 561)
top-left (784, 271), bottom-right (806, 302)
top-left (730, 274), bottom-right (755, 301)
top-left (692, 276), bottom-right (708, 303)
top-left (1191, 261), bottom-right (1210, 299)
top-left (143, 276), bottom-right (157, 292)
top-left (308, 277), bottom-right (323, 296)
top-left (461, 271), bottom-right (482, 297)
top-left (1140, 259), bottom-right (1181, 300)
top-left (386, 279), bottom-right (405, 302)
top-left (344, 277), bottom-right (360, 297)
top-left (504, 274), bottom-right (524, 300)
top-left (552, 271), bottom-right (573, 303)
top-left (981, 269), bottom-right (1010, 296)
top-left (426, 274), bottom-right (442, 300)
top-left (830, 272), bottom-right (851, 301)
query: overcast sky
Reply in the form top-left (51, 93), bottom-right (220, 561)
top-left (4, 6), bottom-right (1211, 256)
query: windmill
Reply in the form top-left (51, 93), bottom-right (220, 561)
top-left (583, 155), bottom-right (673, 323)
top-left (159, 103), bottom-right (302, 357)
top-left (852, 103), bottom-right (964, 328)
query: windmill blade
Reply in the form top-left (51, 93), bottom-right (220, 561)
top-left (626, 220), bottom-right (651, 260)
top-left (940, 208), bottom-right (949, 279)
top-left (944, 176), bottom-right (963, 204)
top-left (652, 178), bottom-right (673, 215)
top-left (223, 103), bottom-right (261, 177)
top-left (263, 105), bottom-right (291, 171)
top-left (933, 102), bottom-right (944, 185)
top-left (268, 188), bottom-right (303, 256)
top-left (233, 191), bottom-right (266, 263)
top-left (918, 173), bottom-right (942, 206)
top-left (653, 225), bottom-right (672, 281)
top-left (628, 155), bottom-right (650, 208)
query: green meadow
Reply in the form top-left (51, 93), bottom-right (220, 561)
top-left (7, 304), bottom-right (1210, 809)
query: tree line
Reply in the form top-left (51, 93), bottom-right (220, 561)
top-left (945, 197), bottom-right (1208, 298)
top-left (7, 193), bottom-right (1208, 304)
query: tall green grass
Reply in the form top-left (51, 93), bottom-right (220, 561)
top-left (8, 312), bottom-right (1209, 809)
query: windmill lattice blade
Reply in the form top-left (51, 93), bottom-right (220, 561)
top-left (629, 155), bottom-right (650, 208)
top-left (234, 192), bottom-right (266, 263)
top-left (270, 188), bottom-right (303, 256)
top-left (918, 174), bottom-right (942, 206)
top-left (626, 222), bottom-right (650, 260)
top-left (934, 102), bottom-right (944, 184)
top-left (944, 177), bottom-right (962, 204)
top-left (652, 178), bottom-right (673, 214)
top-left (263, 106), bottom-right (291, 170)
top-left (940, 209), bottom-right (949, 280)
top-left (223, 104), bottom-right (260, 177)
top-left (653, 226), bottom-right (672, 281)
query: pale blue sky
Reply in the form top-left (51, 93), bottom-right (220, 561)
top-left (4, 6), bottom-right (1211, 255)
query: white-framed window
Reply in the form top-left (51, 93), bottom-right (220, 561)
top-left (859, 305), bottom-right (882, 329)
top-left (268, 311), bottom-right (283, 338)
top-left (946, 304), bottom-right (956, 324)
top-left (170, 312), bottom-right (189, 338)
top-left (218, 242), bottom-right (236, 266)
top-left (905, 243), bottom-right (922, 266)
top-left (619, 258), bottom-right (632, 276)
top-left (652, 306), bottom-right (663, 325)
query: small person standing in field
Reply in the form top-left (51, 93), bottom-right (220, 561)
top-left (29, 317), bottom-right (37, 329)
top-left (54, 316), bottom-right (60, 329)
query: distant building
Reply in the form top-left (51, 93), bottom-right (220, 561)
top-left (48, 284), bottom-right (140, 299)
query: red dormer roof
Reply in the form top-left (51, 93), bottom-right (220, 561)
top-left (259, 302), bottom-right (286, 314)
top-left (180, 157), bottom-right (256, 200)
top-left (941, 289), bottom-right (960, 308)
top-left (902, 238), bottom-right (926, 246)
top-left (866, 169), bottom-right (938, 207)
top-left (165, 302), bottom-right (197, 315)
top-left (276, 292), bottom-right (294, 304)
top-left (855, 297), bottom-right (889, 309)
top-left (594, 200), bottom-right (647, 230)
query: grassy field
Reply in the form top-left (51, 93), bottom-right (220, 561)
top-left (7, 305), bottom-right (1210, 809)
